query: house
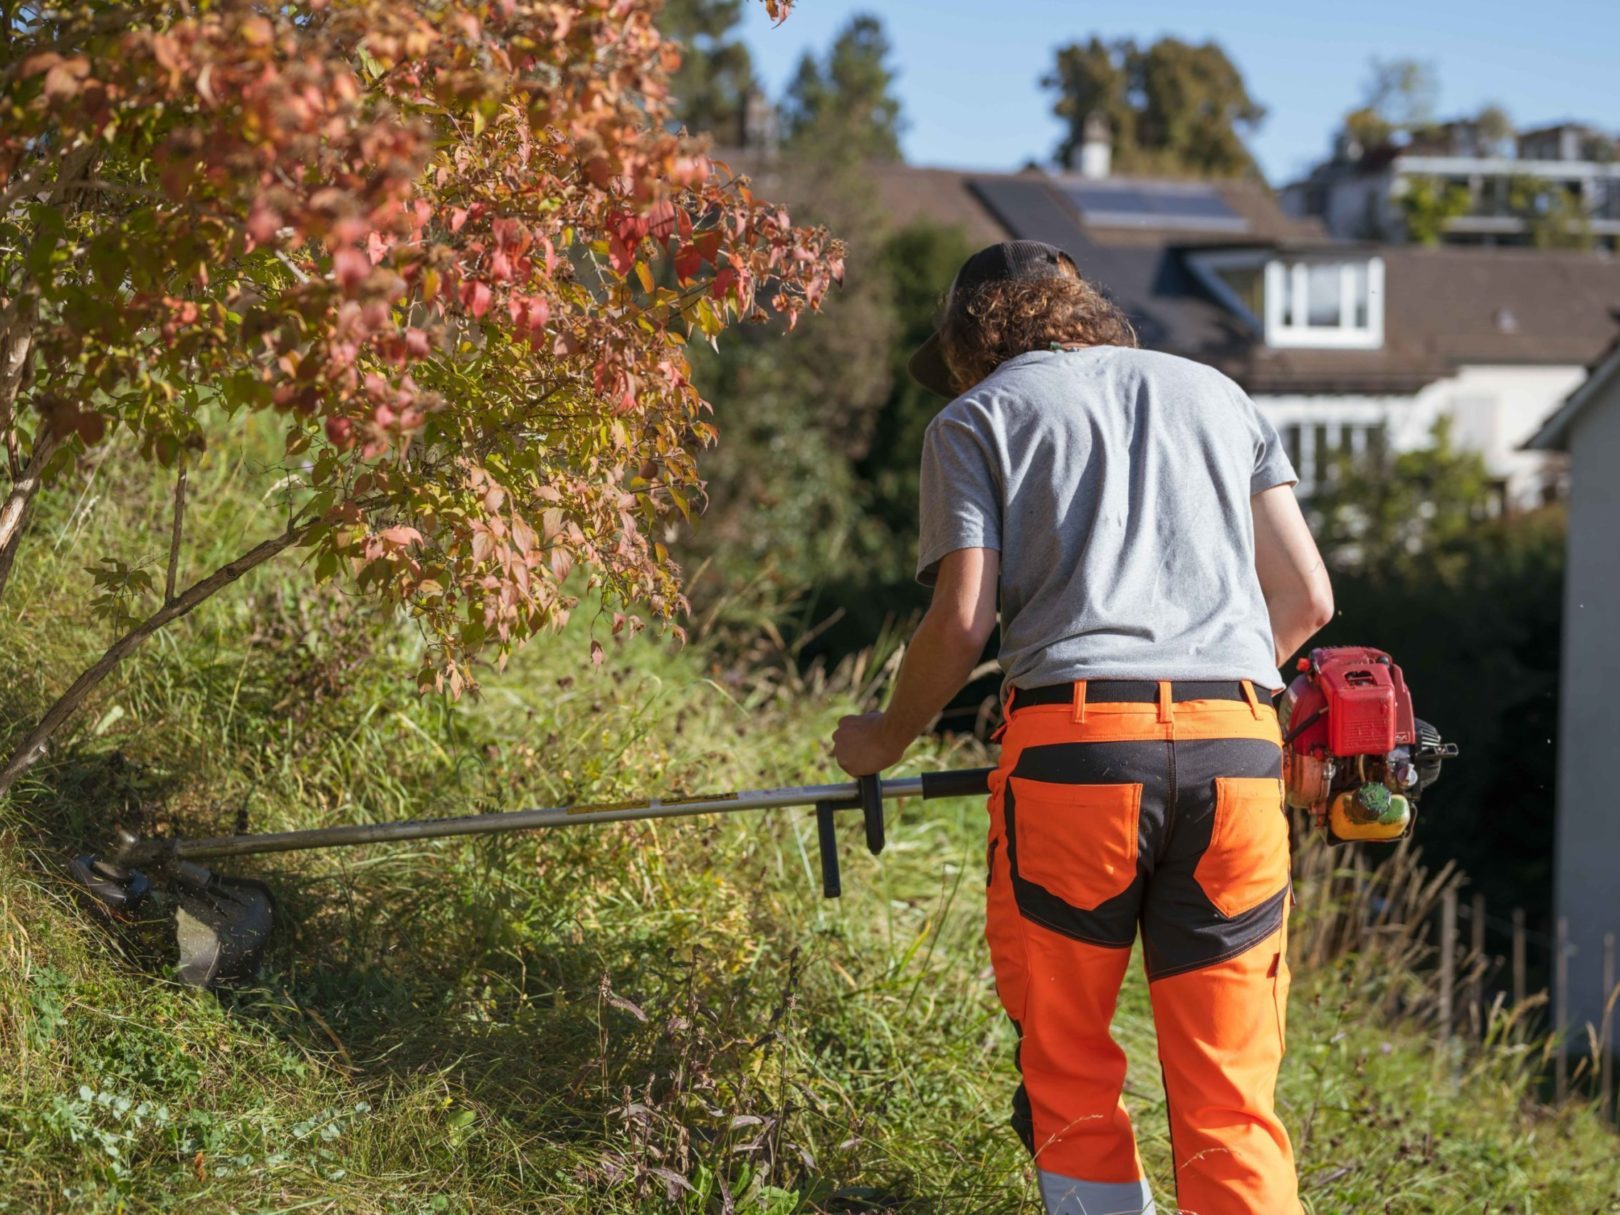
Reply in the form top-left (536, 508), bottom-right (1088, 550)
top-left (1280, 120), bottom-right (1620, 249)
top-left (1526, 343), bottom-right (1620, 1044)
top-left (859, 161), bottom-right (1620, 505)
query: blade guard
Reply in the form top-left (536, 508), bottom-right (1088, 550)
top-left (68, 853), bottom-right (274, 989)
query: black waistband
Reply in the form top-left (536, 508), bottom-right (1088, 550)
top-left (1009, 679), bottom-right (1251, 709)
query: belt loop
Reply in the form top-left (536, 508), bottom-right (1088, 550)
top-left (1070, 680), bottom-right (1088, 724)
top-left (1157, 680), bottom-right (1172, 725)
top-left (1241, 679), bottom-right (1263, 720)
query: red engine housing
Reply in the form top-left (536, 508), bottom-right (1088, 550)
top-left (1287, 646), bottom-right (1416, 756)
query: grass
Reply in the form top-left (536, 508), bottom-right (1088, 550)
top-left (1, 425), bottom-right (1617, 1213)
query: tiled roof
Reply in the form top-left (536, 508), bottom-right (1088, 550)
top-left (719, 152), bottom-right (1620, 394)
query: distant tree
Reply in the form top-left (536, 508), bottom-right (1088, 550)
top-left (1509, 176), bottom-right (1596, 251)
top-left (780, 13), bottom-right (904, 165)
top-left (1342, 57), bottom-right (1440, 151)
top-left (858, 220), bottom-right (975, 579)
top-left (1400, 176), bottom-right (1475, 245)
top-left (0, 0), bottom-right (837, 794)
top-left (681, 14), bottom-right (906, 612)
top-left (1474, 104), bottom-right (1516, 157)
top-left (1045, 37), bottom-right (1266, 179)
top-left (661, 0), bottom-right (759, 138)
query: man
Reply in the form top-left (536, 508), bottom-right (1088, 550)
top-left (832, 241), bottom-right (1332, 1215)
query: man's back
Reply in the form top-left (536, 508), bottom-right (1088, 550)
top-left (917, 345), bottom-right (1293, 691)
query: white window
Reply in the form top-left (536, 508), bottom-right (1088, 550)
top-left (1264, 258), bottom-right (1384, 350)
top-left (1282, 420), bottom-right (1388, 494)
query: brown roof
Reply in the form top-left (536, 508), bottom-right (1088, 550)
top-left (1217, 247), bottom-right (1620, 394)
top-left (723, 154), bottom-right (1620, 394)
top-left (868, 162), bottom-right (1010, 245)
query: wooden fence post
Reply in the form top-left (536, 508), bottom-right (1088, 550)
top-left (1439, 887), bottom-right (1457, 1043)
top-left (1470, 891), bottom-right (1486, 1038)
top-left (1555, 915), bottom-right (1570, 1104)
top-left (1512, 907), bottom-right (1527, 1009)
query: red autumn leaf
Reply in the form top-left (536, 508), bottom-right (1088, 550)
top-left (692, 228), bottom-right (723, 266)
top-left (461, 280), bottom-right (492, 318)
top-left (333, 247), bottom-right (370, 293)
top-left (645, 199), bottom-right (677, 242)
top-left (380, 525), bottom-right (423, 549)
top-left (673, 242), bottom-right (702, 283)
top-left (708, 267), bottom-right (738, 300)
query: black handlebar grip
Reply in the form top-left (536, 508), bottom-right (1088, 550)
top-left (814, 801), bottom-right (841, 899)
top-left (859, 773), bottom-right (885, 855)
top-left (919, 767), bottom-right (995, 801)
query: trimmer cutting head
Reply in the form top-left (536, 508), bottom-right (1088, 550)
top-left (68, 853), bottom-right (274, 989)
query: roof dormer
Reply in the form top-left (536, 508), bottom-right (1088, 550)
top-left (1188, 248), bottom-right (1385, 351)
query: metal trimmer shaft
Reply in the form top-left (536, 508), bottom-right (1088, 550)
top-left (114, 767), bottom-right (995, 899)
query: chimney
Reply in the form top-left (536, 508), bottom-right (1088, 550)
top-left (1079, 111), bottom-right (1111, 179)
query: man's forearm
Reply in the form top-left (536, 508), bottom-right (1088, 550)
top-left (879, 608), bottom-right (989, 751)
top-left (1268, 587), bottom-right (1333, 668)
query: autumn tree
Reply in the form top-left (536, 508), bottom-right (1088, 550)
top-left (1045, 37), bottom-right (1265, 179)
top-left (0, 0), bottom-right (841, 794)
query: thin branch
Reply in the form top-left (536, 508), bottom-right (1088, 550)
top-left (273, 249), bottom-right (311, 284)
top-left (0, 520), bottom-right (312, 796)
top-left (164, 459), bottom-right (187, 603)
top-left (0, 424), bottom-right (63, 603)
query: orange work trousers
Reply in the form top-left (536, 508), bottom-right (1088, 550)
top-left (985, 680), bottom-right (1299, 1215)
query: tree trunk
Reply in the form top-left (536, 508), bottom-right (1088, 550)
top-left (0, 524), bottom-right (308, 796)
top-left (0, 142), bottom-right (102, 608)
top-left (0, 426), bottom-right (62, 602)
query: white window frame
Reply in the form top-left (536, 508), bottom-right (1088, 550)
top-left (1263, 258), bottom-right (1384, 350)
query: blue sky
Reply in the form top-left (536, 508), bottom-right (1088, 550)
top-left (739, 0), bottom-right (1620, 185)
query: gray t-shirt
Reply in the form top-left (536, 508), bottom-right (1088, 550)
top-left (917, 346), bottom-right (1297, 692)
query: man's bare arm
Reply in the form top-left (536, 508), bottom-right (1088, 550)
top-left (833, 547), bottom-right (998, 775)
top-left (1252, 484), bottom-right (1334, 667)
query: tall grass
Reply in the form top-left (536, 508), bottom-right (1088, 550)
top-left (1, 425), bottom-right (1616, 1213)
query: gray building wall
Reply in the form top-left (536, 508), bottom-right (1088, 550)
top-left (1554, 381), bottom-right (1620, 1040)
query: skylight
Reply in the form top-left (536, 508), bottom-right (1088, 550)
top-left (1064, 183), bottom-right (1250, 233)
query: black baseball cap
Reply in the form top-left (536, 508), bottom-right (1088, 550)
top-left (907, 240), bottom-right (1076, 398)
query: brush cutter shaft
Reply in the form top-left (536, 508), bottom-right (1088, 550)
top-left (115, 768), bottom-right (995, 866)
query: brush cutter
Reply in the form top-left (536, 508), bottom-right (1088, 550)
top-left (69, 766), bottom-right (994, 989)
top-left (1279, 646), bottom-right (1458, 845)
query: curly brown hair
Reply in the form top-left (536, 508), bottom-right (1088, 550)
top-left (939, 271), bottom-right (1138, 393)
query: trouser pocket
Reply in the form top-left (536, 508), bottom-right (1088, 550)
top-left (1009, 777), bottom-right (1142, 912)
top-left (1194, 776), bottom-right (1290, 918)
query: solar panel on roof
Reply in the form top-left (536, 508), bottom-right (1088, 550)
top-left (967, 179), bottom-right (1090, 252)
top-left (1064, 183), bottom-right (1249, 232)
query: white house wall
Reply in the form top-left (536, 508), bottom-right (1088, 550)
top-left (1325, 172), bottom-right (1394, 240)
top-left (1553, 381), bottom-right (1620, 1042)
top-left (1255, 363), bottom-right (1582, 503)
top-left (1445, 365), bottom-right (1586, 501)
